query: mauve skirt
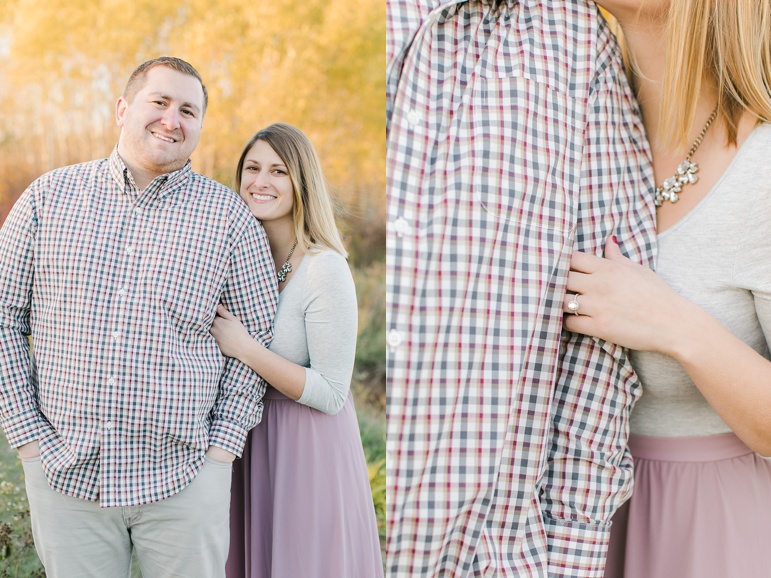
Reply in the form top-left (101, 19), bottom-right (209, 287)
top-left (604, 433), bottom-right (771, 578)
top-left (225, 388), bottom-right (383, 578)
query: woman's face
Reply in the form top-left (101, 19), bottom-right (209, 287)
top-left (239, 139), bottom-right (295, 224)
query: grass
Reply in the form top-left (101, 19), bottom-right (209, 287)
top-left (354, 385), bottom-right (386, 551)
top-left (0, 443), bottom-right (43, 578)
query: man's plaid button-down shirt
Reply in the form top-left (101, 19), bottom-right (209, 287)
top-left (386, 0), bottom-right (657, 576)
top-left (0, 149), bottom-right (277, 507)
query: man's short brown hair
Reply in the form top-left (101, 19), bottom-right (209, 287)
top-left (123, 56), bottom-right (208, 116)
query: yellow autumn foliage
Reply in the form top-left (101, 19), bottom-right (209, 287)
top-left (0, 0), bottom-right (384, 222)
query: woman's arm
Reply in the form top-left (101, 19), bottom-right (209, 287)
top-left (564, 237), bottom-right (771, 456)
top-left (210, 252), bottom-right (358, 415)
top-left (210, 303), bottom-right (307, 401)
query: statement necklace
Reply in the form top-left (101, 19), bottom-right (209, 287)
top-left (654, 106), bottom-right (718, 206)
top-left (277, 239), bottom-right (298, 282)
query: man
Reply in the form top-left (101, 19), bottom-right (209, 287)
top-left (0, 57), bottom-right (277, 577)
top-left (386, 1), bottom-right (657, 576)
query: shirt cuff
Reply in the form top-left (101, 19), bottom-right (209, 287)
top-left (207, 419), bottom-right (249, 457)
top-left (1, 409), bottom-right (44, 448)
top-left (544, 515), bottom-right (610, 578)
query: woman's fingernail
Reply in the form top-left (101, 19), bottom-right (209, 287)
top-left (612, 235), bottom-right (618, 244)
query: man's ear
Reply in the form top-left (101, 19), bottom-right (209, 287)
top-left (115, 97), bottom-right (128, 127)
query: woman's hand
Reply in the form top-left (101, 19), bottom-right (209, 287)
top-left (563, 237), bottom-right (697, 354)
top-left (210, 304), bottom-right (253, 360)
top-left (565, 238), bottom-right (771, 456)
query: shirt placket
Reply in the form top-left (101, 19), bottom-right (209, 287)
top-left (99, 178), bottom-right (158, 505)
top-left (386, 41), bottom-right (436, 364)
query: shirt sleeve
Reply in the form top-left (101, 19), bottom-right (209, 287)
top-left (540, 20), bottom-right (657, 577)
top-left (387, 0), bottom-right (421, 120)
top-left (209, 216), bottom-right (277, 456)
top-left (0, 185), bottom-right (46, 447)
top-left (296, 253), bottom-right (358, 415)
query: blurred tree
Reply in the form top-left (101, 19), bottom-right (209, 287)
top-left (0, 0), bottom-right (385, 236)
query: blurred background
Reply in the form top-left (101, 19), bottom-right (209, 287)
top-left (0, 0), bottom-right (385, 574)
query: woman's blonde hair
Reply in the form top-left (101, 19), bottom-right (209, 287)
top-left (235, 123), bottom-right (348, 258)
top-left (606, 0), bottom-right (771, 149)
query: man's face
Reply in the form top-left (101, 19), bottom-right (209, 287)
top-left (115, 66), bottom-right (204, 179)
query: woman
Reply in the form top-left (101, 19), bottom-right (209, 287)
top-left (211, 123), bottom-right (383, 577)
top-left (564, 2), bottom-right (771, 577)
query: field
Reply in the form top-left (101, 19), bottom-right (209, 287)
top-left (0, 440), bottom-right (41, 577)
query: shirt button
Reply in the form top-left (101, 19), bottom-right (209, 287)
top-left (394, 216), bottom-right (410, 238)
top-left (407, 109), bottom-right (420, 127)
top-left (126, 246), bottom-right (134, 256)
top-left (387, 329), bottom-right (403, 349)
top-left (104, 421), bottom-right (114, 431)
top-left (133, 207), bottom-right (142, 216)
top-left (107, 378), bottom-right (115, 386)
top-left (112, 331), bottom-right (121, 342)
top-left (118, 288), bottom-right (127, 298)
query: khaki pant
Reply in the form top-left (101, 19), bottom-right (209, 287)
top-left (22, 455), bottom-right (232, 578)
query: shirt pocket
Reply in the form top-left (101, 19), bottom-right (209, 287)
top-left (469, 75), bottom-right (580, 232)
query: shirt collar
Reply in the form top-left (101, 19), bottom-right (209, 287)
top-left (108, 147), bottom-right (192, 202)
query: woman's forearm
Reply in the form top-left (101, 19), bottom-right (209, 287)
top-left (672, 302), bottom-right (771, 456)
top-left (236, 338), bottom-right (307, 401)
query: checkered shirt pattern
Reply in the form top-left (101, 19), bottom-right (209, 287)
top-left (0, 149), bottom-right (277, 507)
top-left (386, 1), bottom-right (657, 576)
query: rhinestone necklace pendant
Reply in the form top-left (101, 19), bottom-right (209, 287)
top-left (277, 262), bottom-right (292, 283)
top-left (655, 160), bottom-right (700, 205)
top-left (654, 106), bottom-right (717, 207)
top-left (277, 239), bottom-right (298, 282)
